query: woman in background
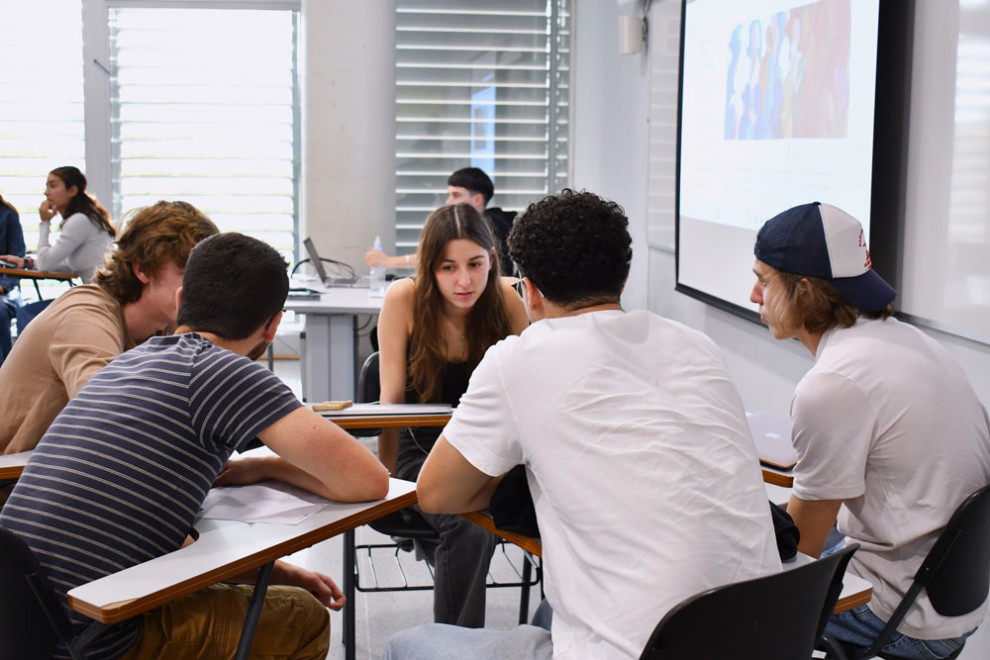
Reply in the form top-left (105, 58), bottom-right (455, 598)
top-left (376, 202), bottom-right (528, 628)
top-left (0, 166), bottom-right (115, 283)
top-left (0, 193), bottom-right (26, 364)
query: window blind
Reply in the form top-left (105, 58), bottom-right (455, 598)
top-left (108, 7), bottom-right (299, 260)
top-left (0, 0), bottom-right (86, 253)
top-left (394, 0), bottom-right (571, 253)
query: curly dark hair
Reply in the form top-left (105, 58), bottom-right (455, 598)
top-left (508, 189), bottom-right (631, 306)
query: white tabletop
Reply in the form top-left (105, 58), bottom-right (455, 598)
top-left (284, 282), bottom-right (384, 315)
top-left (67, 478), bottom-right (417, 624)
top-left (0, 450), bottom-right (32, 479)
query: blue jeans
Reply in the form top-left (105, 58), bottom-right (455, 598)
top-left (383, 623), bottom-right (552, 660)
top-left (0, 294), bottom-right (15, 365)
top-left (826, 605), bottom-right (970, 659)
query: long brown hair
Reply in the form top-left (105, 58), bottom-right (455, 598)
top-left (409, 203), bottom-right (510, 401)
top-left (49, 166), bottom-right (115, 237)
top-left (771, 270), bottom-right (895, 335)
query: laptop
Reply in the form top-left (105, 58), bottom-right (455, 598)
top-left (746, 411), bottom-right (798, 470)
top-left (302, 237), bottom-right (358, 288)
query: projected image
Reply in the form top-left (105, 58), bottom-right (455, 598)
top-left (725, 0), bottom-right (851, 140)
top-left (677, 0), bottom-right (883, 314)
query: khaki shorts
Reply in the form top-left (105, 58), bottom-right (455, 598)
top-left (120, 583), bottom-right (330, 660)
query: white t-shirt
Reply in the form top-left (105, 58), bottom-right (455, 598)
top-left (36, 212), bottom-right (113, 283)
top-left (791, 317), bottom-right (990, 639)
top-left (445, 310), bottom-right (781, 659)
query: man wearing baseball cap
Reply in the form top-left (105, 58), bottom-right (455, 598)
top-left (750, 202), bottom-right (990, 658)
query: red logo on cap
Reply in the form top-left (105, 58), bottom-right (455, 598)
top-left (858, 229), bottom-right (872, 269)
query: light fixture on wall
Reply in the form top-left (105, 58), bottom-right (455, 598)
top-left (619, 15), bottom-right (644, 55)
top-left (618, 0), bottom-right (655, 56)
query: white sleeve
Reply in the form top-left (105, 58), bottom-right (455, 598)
top-left (790, 371), bottom-right (873, 502)
top-left (442, 340), bottom-right (522, 477)
top-left (35, 213), bottom-right (88, 273)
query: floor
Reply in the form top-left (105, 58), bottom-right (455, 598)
top-left (271, 358), bottom-right (542, 660)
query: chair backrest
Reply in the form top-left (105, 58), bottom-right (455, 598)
top-left (355, 350), bottom-right (435, 538)
top-left (917, 482), bottom-right (990, 617)
top-left (0, 526), bottom-right (74, 658)
top-left (358, 351), bottom-right (381, 404)
top-left (638, 545), bottom-right (858, 660)
top-left (350, 351), bottom-right (383, 439)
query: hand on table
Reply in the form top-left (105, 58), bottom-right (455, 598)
top-left (39, 200), bottom-right (57, 222)
top-left (273, 561), bottom-right (346, 610)
top-left (0, 255), bottom-right (24, 268)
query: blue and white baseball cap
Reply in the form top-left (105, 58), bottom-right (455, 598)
top-left (754, 202), bottom-right (896, 312)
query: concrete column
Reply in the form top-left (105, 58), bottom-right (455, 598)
top-left (300, 0), bottom-right (396, 273)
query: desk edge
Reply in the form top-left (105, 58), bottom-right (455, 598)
top-left (68, 490), bottom-right (418, 624)
top-left (461, 511), bottom-right (543, 557)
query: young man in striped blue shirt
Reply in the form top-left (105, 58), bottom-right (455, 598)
top-left (0, 232), bottom-right (390, 659)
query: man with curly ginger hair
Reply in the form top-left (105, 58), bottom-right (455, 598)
top-left (0, 201), bottom-right (218, 466)
top-left (384, 189), bottom-right (780, 659)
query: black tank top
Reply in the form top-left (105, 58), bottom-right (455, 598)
top-left (397, 360), bottom-right (471, 476)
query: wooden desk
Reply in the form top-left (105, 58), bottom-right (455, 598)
top-left (284, 286), bottom-right (383, 404)
top-left (762, 465), bottom-right (794, 488)
top-left (750, 411), bottom-right (796, 488)
top-left (0, 266), bottom-right (77, 299)
top-left (462, 511), bottom-right (871, 615)
top-left (67, 478), bottom-right (417, 658)
top-left (0, 450), bottom-right (32, 480)
top-left (319, 403), bottom-right (452, 431)
top-left (325, 407), bottom-right (448, 660)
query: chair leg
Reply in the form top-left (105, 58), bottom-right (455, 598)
top-left (818, 634), bottom-right (850, 659)
top-left (234, 561), bottom-right (274, 660)
top-left (343, 529), bottom-right (356, 660)
top-left (518, 555), bottom-right (532, 625)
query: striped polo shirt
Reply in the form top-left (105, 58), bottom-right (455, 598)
top-left (0, 333), bottom-right (301, 659)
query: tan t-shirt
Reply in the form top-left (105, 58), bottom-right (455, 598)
top-left (0, 285), bottom-right (134, 454)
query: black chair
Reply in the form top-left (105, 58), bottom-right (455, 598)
top-left (638, 544), bottom-right (859, 660)
top-left (822, 483), bottom-right (990, 660)
top-left (340, 352), bottom-right (540, 660)
top-left (0, 526), bottom-right (104, 660)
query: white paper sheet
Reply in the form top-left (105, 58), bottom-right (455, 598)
top-left (199, 481), bottom-right (329, 525)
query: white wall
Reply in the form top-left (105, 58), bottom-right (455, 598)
top-left (571, 0), bottom-right (650, 310)
top-left (301, 0), bottom-right (396, 272)
top-left (572, 1), bottom-right (990, 655)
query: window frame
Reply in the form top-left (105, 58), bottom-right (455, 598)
top-left (82, 0), bottom-right (301, 257)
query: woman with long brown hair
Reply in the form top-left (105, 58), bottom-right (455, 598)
top-left (0, 166), bottom-right (114, 283)
top-left (376, 202), bottom-right (528, 627)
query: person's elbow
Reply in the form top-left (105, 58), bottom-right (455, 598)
top-left (416, 479), bottom-right (449, 514)
top-left (369, 468), bottom-right (391, 501)
top-left (349, 462), bottom-right (391, 502)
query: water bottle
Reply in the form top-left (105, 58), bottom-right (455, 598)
top-left (369, 236), bottom-right (386, 298)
